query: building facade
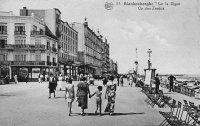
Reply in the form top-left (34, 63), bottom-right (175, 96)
top-left (109, 59), bottom-right (118, 75)
top-left (0, 11), bottom-right (58, 81)
top-left (72, 20), bottom-right (103, 76)
top-left (101, 38), bottom-right (110, 76)
top-left (20, 7), bottom-right (79, 78)
top-left (59, 21), bottom-right (78, 77)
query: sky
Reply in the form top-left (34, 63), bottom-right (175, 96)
top-left (1, 0), bottom-right (200, 75)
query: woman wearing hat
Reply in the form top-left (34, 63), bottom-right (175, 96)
top-left (76, 77), bottom-right (91, 116)
top-left (104, 76), bottom-right (117, 115)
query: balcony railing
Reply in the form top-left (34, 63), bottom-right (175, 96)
top-left (10, 61), bottom-right (46, 66)
top-left (0, 61), bottom-right (59, 66)
top-left (14, 31), bottom-right (26, 35)
top-left (53, 62), bottom-right (57, 66)
top-left (31, 31), bottom-right (46, 35)
top-left (0, 31), bottom-right (7, 35)
top-left (47, 61), bottom-right (51, 66)
top-left (52, 47), bottom-right (57, 52)
top-left (0, 44), bottom-right (46, 50)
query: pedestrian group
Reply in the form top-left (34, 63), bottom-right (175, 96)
top-left (47, 73), bottom-right (117, 116)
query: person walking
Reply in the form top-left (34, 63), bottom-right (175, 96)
top-left (117, 75), bottom-right (120, 86)
top-left (129, 75), bottom-right (133, 87)
top-left (48, 73), bottom-right (56, 98)
top-left (76, 77), bottom-right (91, 116)
top-left (104, 76), bottom-right (117, 115)
top-left (119, 75), bottom-right (123, 87)
top-left (25, 74), bottom-right (29, 83)
top-left (58, 74), bottom-right (63, 91)
top-left (40, 74), bottom-right (43, 83)
top-left (38, 73), bottom-right (43, 83)
top-left (90, 86), bottom-right (103, 116)
top-left (65, 78), bottom-right (75, 116)
top-left (14, 74), bottom-right (18, 84)
top-left (155, 74), bottom-right (160, 94)
top-left (102, 76), bottom-right (108, 86)
top-left (168, 74), bottom-right (176, 92)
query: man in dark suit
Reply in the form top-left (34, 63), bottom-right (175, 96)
top-left (168, 74), bottom-right (176, 92)
top-left (155, 74), bottom-right (160, 94)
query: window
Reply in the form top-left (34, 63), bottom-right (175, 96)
top-left (35, 54), bottom-right (41, 61)
top-left (0, 54), bottom-right (7, 61)
top-left (0, 37), bottom-right (7, 48)
top-left (15, 23), bottom-right (25, 35)
top-left (35, 37), bottom-right (41, 45)
top-left (14, 54), bottom-right (26, 61)
top-left (47, 41), bottom-right (50, 50)
top-left (0, 23), bottom-right (7, 34)
top-left (53, 57), bottom-right (56, 63)
top-left (15, 37), bottom-right (26, 45)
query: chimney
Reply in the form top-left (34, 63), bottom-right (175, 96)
top-left (20, 7), bottom-right (28, 16)
top-left (84, 17), bottom-right (88, 27)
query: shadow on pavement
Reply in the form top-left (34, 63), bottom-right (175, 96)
top-left (109, 112), bottom-right (145, 116)
top-left (0, 94), bottom-right (16, 97)
top-left (163, 92), bottom-right (176, 94)
top-left (69, 112), bottom-right (145, 117)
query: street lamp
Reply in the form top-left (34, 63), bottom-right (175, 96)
top-left (147, 49), bottom-right (152, 69)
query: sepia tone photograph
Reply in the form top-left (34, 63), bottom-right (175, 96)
top-left (0, 0), bottom-right (200, 126)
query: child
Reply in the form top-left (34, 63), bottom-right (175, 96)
top-left (90, 86), bottom-right (103, 116)
top-left (65, 78), bottom-right (75, 116)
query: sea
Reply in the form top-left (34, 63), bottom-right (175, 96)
top-left (160, 74), bottom-right (200, 82)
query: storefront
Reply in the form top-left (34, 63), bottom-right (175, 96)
top-left (10, 61), bottom-right (57, 82)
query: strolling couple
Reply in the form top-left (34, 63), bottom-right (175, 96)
top-left (65, 76), bottom-right (117, 116)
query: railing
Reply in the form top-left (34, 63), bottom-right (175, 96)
top-left (10, 61), bottom-right (46, 65)
top-left (0, 61), bottom-right (59, 66)
top-left (47, 61), bottom-right (51, 66)
top-left (14, 31), bottom-right (26, 35)
top-left (52, 47), bottom-right (57, 52)
top-left (160, 80), bottom-right (198, 97)
top-left (0, 44), bottom-right (46, 50)
top-left (53, 62), bottom-right (57, 66)
top-left (31, 31), bottom-right (45, 35)
top-left (0, 31), bottom-right (7, 35)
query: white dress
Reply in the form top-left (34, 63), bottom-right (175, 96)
top-left (65, 84), bottom-right (75, 102)
top-left (58, 76), bottom-right (63, 90)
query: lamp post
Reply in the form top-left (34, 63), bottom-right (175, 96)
top-left (147, 49), bottom-right (152, 70)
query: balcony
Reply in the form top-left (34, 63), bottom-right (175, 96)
top-left (0, 44), bottom-right (46, 50)
top-left (52, 47), bottom-right (57, 52)
top-left (47, 61), bottom-right (51, 66)
top-left (31, 31), bottom-right (45, 36)
top-left (14, 31), bottom-right (26, 35)
top-left (10, 61), bottom-right (46, 66)
top-left (53, 62), bottom-right (57, 66)
top-left (0, 31), bottom-right (7, 35)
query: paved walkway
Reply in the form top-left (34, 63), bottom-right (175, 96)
top-left (1, 80), bottom-right (200, 126)
top-left (160, 86), bottom-right (200, 106)
top-left (0, 80), bottom-right (165, 126)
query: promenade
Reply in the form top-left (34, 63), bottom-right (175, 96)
top-left (0, 80), bottom-right (199, 126)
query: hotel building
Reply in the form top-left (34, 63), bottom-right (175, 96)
top-left (72, 19), bottom-right (103, 76)
top-left (20, 7), bottom-right (79, 78)
top-left (0, 11), bottom-right (58, 81)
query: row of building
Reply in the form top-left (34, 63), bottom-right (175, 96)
top-left (0, 7), bottom-right (118, 81)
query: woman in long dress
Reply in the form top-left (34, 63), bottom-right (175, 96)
top-left (65, 78), bottom-right (75, 116)
top-left (57, 74), bottom-right (63, 91)
top-left (104, 76), bottom-right (117, 115)
top-left (48, 74), bottom-right (56, 98)
top-left (76, 77), bottom-right (91, 116)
